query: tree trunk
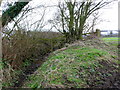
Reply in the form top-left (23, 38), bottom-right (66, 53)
top-left (2, 2), bottom-right (30, 27)
top-left (0, 0), bottom-right (3, 89)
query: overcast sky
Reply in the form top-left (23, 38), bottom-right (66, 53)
top-left (30, 0), bottom-right (118, 30)
top-left (1, 0), bottom-right (118, 31)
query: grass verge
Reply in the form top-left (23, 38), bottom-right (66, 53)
top-left (23, 40), bottom-right (119, 88)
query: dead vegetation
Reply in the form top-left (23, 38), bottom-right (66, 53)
top-left (2, 30), bottom-right (64, 87)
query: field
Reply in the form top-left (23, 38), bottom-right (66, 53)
top-left (102, 37), bottom-right (118, 46)
top-left (102, 37), bottom-right (118, 42)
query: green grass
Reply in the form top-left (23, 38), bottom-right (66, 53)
top-left (23, 45), bottom-right (118, 88)
top-left (0, 62), bottom-right (3, 69)
top-left (102, 37), bottom-right (118, 42)
top-left (102, 37), bottom-right (118, 46)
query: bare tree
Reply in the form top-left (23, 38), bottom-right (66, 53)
top-left (53, 0), bottom-right (114, 42)
top-left (83, 12), bottom-right (101, 34)
top-left (3, 3), bottom-right (47, 39)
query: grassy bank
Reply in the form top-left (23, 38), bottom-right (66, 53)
top-left (22, 39), bottom-right (119, 88)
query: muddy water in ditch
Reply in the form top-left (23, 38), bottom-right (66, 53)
top-left (13, 54), bottom-right (49, 87)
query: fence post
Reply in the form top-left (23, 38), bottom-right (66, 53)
top-left (96, 29), bottom-right (101, 37)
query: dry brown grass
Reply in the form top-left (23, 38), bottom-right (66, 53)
top-left (2, 30), bottom-right (63, 69)
top-left (2, 30), bottom-right (65, 87)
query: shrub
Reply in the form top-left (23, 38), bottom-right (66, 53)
top-left (3, 30), bottom-right (64, 69)
top-left (2, 30), bottom-right (65, 87)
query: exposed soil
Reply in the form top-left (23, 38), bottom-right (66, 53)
top-left (86, 60), bottom-right (120, 88)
